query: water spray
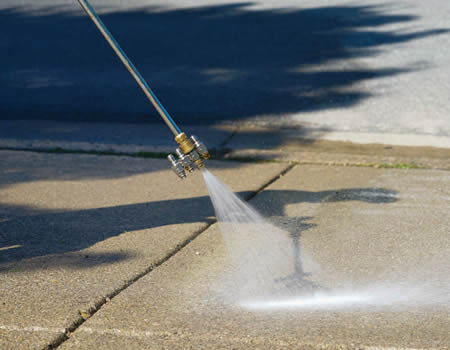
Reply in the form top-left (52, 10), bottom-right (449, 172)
top-left (76, 0), bottom-right (209, 178)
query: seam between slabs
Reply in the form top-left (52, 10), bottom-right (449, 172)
top-left (45, 163), bottom-right (295, 349)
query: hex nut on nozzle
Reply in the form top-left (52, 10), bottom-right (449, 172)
top-left (167, 154), bottom-right (186, 179)
top-left (176, 148), bottom-right (193, 172)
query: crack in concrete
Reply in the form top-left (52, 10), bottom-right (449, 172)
top-left (43, 163), bottom-right (296, 349)
top-left (217, 125), bottom-right (240, 148)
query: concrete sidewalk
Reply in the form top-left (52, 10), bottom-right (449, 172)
top-left (0, 150), bottom-right (288, 348)
top-left (1, 0), bottom-right (449, 347)
top-left (1, 120), bottom-right (449, 171)
top-left (0, 149), bottom-right (449, 349)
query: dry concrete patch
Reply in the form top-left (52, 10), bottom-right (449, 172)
top-left (60, 165), bottom-right (449, 349)
top-left (0, 326), bottom-right (65, 350)
top-left (0, 150), bottom-right (288, 348)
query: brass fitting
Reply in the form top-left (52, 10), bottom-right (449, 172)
top-left (195, 159), bottom-right (205, 168)
top-left (175, 132), bottom-right (195, 155)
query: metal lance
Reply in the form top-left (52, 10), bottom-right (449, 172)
top-left (76, 0), bottom-right (209, 178)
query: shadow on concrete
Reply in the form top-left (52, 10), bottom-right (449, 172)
top-left (0, 150), bottom-right (176, 190)
top-left (270, 216), bottom-right (322, 294)
top-left (246, 187), bottom-right (398, 293)
top-left (0, 3), bottom-right (448, 127)
top-left (0, 187), bottom-right (396, 270)
top-left (0, 150), bottom-right (277, 191)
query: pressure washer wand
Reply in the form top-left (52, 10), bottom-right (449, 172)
top-left (76, 0), bottom-right (209, 178)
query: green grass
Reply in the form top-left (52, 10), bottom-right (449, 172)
top-left (363, 162), bottom-right (424, 169)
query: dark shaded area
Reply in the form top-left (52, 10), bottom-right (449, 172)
top-left (0, 3), bottom-right (447, 125)
top-left (0, 187), bottom-right (396, 269)
top-left (0, 150), bottom-right (171, 191)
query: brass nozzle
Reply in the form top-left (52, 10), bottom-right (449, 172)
top-left (175, 132), bottom-right (195, 155)
top-left (169, 133), bottom-right (209, 178)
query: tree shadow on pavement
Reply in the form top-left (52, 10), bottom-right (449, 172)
top-left (0, 187), bottom-right (397, 270)
top-left (0, 3), bottom-right (448, 127)
top-left (0, 150), bottom-right (171, 190)
top-left (270, 215), bottom-right (322, 294)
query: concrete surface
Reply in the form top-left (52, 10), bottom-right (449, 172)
top-left (1, 0), bottom-right (450, 146)
top-left (0, 120), bottom-right (235, 154)
top-left (1, 121), bottom-right (449, 173)
top-left (224, 125), bottom-right (450, 169)
top-left (1, 1), bottom-right (449, 347)
top-left (58, 165), bottom-right (449, 349)
top-left (0, 150), bottom-right (288, 349)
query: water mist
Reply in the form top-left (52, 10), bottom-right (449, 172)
top-left (202, 169), bottom-right (321, 307)
top-left (201, 169), bottom-right (450, 311)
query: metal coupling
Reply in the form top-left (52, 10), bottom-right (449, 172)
top-left (168, 154), bottom-right (186, 179)
top-left (191, 135), bottom-right (210, 160)
top-left (175, 148), bottom-right (193, 172)
top-left (167, 132), bottom-right (210, 179)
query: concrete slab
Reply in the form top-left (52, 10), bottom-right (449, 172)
top-left (61, 165), bottom-right (449, 349)
top-left (225, 125), bottom-right (450, 170)
top-left (0, 150), bottom-right (288, 348)
top-left (0, 120), bottom-right (234, 154)
top-left (0, 326), bottom-right (65, 350)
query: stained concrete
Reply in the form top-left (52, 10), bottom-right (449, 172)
top-left (60, 165), bottom-right (449, 349)
top-left (0, 150), bottom-right (288, 348)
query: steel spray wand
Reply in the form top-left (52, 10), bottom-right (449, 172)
top-left (76, 0), bottom-right (209, 178)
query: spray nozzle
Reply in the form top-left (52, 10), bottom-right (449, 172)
top-left (167, 132), bottom-right (210, 179)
